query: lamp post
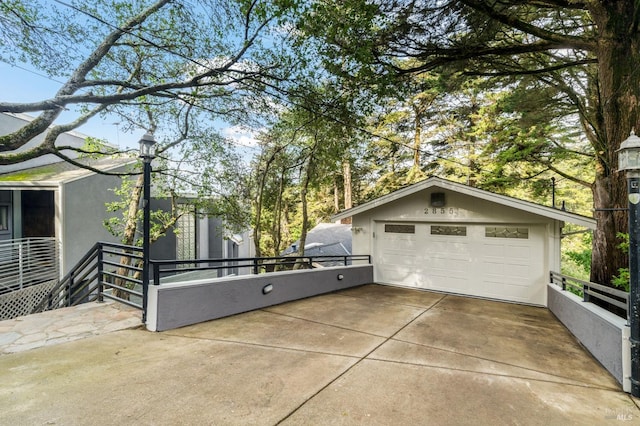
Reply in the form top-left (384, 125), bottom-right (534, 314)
top-left (618, 130), bottom-right (640, 396)
top-left (139, 132), bottom-right (156, 323)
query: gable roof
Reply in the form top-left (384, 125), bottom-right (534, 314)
top-left (331, 176), bottom-right (596, 229)
top-left (0, 112), bottom-right (116, 174)
top-left (0, 156), bottom-right (135, 188)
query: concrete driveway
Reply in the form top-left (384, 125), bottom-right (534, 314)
top-left (1, 284), bottom-right (638, 425)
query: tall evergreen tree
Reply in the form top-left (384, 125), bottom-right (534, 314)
top-left (299, 0), bottom-right (639, 285)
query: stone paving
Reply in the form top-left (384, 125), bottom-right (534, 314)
top-left (0, 300), bottom-right (142, 354)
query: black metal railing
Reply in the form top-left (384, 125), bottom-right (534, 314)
top-left (152, 255), bottom-right (372, 285)
top-left (31, 242), bottom-right (144, 314)
top-left (549, 271), bottom-right (629, 319)
top-left (30, 242), bottom-right (370, 317)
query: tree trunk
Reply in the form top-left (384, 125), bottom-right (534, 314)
top-left (588, 1), bottom-right (640, 285)
top-left (334, 177), bottom-right (340, 212)
top-left (113, 174), bottom-right (144, 299)
top-left (272, 167), bottom-right (286, 256)
top-left (343, 159), bottom-right (353, 210)
top-left (413, 104), bottom-right (422, 168)
top-left (296, 142), bottom-right (318, 268)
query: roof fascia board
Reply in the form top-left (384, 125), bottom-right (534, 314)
top-left (0, 182), bottom-right (59, 190)
top-left (60, 159), bottom-right (136, 185)
top-left (332, 177), bottom-right (596, 229)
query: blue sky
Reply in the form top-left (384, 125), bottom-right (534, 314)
top-left (2, 61), bottom-right (142, 151)
top-left (2, 61), bottom-right (260, 159)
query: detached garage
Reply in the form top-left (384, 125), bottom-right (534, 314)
top-left (332, 177), bottom-right (596, 306)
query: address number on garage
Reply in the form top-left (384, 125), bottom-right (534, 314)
top-left (424, 207), bottom-right (460, 216)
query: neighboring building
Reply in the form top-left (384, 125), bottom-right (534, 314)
top-left (0, 112), bottom-right (89, 173)
top-left (1, 112), bottom-right (250, 280)
top-left (0, 155), bottom-right (136, 276)
top-left (282, 222), bottom-right (352, 258)
top-left (151, 197), bottom-right (254, 278)
top-left (332, 177), bottom-right (596, 306)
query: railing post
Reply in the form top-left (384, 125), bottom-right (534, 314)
top-left (562, 276), bottom-right (566, 291)
top-left (153, 262), bottom-right (160, 286)
top-left (18, 241), bottom-right (24, 289)
top-left (97, 244), bottom-right (104, 303)
top-left (253, 258), bottom-right (259, 275)
top-left (68, 270), bottom-right (74, 307)
top-left (583, 282), bottom-right (590, 303)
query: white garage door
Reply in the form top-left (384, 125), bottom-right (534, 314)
top-left (374, 222), bottom-right (546, 305)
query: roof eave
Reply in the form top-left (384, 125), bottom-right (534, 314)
top-left (331, 177), bottom-right (596, 229)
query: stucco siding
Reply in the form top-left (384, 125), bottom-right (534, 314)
top-left (349, 187), bottom-right (559, 305)
top-left (61, 172), bottom-right (124, 274)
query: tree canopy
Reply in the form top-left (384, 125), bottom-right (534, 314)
top-left (2, 0), bottom-right (638, 285)
top-left (297, 0), bottom-right (640, 285)
top-left (0, 0), bottom-right (300, 166)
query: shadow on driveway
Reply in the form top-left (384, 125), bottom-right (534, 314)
top-left (1, 284), bottom-right (638, 425)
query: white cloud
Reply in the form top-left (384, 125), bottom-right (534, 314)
top-left (222, 125), bottom-right (261, 148)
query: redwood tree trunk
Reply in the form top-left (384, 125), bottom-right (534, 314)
top-left (589, 1), bottom-right (640, 285)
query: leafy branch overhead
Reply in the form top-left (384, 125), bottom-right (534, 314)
top-left (0, 0), bottom-right (300, 164)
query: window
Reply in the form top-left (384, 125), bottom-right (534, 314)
top-left (384, 224), bottom-right (415, 234)
top-left (431, 225), bottom-right (466, 236)
top-left (176, 206), bottom-right (197, 265)
top-left (0, 205), bottom-right (9, 232)
top-left (485, 227), bottom-right (529, 239)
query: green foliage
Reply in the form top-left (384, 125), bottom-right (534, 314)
top-left (79, 137), bottom-right (117, 159)
top-left (562, 231), bottom-right (592, 281)
top-left (612, 233), bottom-right (630, 292)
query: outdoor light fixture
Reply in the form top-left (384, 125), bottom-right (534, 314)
top-left (139, 132), bottom-right (156, 324)
top-left (430, 192), bottom-right (446, 207)
top-left (139, 132), bottom-right (157, 162)
top-left (618, 130), bottom-right (640, 397)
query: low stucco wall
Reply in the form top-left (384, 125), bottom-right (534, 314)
top-left (147, 265), bottom-right (373, 332)
top-left (547, 284), bottom-right (630, 392)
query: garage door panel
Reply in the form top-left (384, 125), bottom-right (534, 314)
top-left (383, 252), bottom-right (419, 265)
top-left (374, 222), bottom-right (545, 305)
top-left (503, 263), bottom-right (530, 278)
top-left (379, 265), bottom-right (423, 284)
top-left (428, 240), bottom-right (470, 254)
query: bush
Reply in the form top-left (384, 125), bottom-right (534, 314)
top-left (612, 233), bottom-right (630, 292)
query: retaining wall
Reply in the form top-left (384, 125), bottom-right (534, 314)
top-left (547, 283), bottom-right (630, 392)
top-left (146, 264), bottom-right (373, 332)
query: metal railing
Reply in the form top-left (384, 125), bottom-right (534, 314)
top-left (31, 242), bottom-right (144, 314)
top-left (152, 255), bottom-right (372, 285)
top-left (549, 271), bottom-right (629, 319)
top-left (0, 237), bottom-right (59, 294)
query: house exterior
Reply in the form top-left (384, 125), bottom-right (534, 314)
top-left (1, 112), bottom-right (251, 280)
top-left (332, 177), bottom-right (596, 306)
top-left (0, 156), bottom-right (136, 276)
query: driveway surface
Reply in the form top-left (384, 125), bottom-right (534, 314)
top-left (1, 284), bottom-right (638, 425)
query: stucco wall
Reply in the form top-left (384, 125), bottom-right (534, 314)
top-left (146, 264), bottom-right (374, 331)
top-left (547, 284), bottom-right (629, 391)
top-left (61, 172), bottom-right (125, 274)
top-left (351, 188), bottom-right (559, 300)
top-left (353, 188), bottom-right (557, 258)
